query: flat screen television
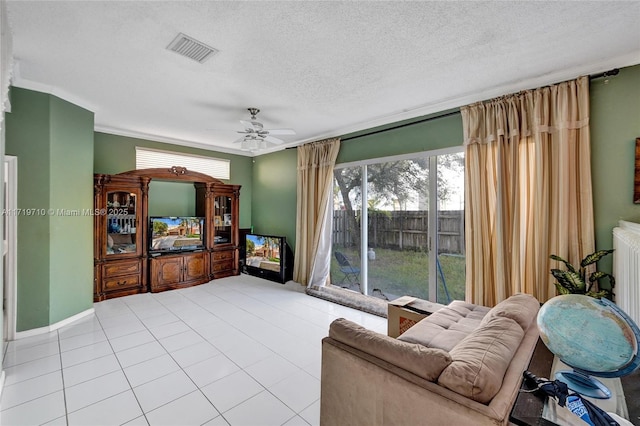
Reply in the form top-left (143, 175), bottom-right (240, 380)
top-left (149, 216), bottom-right (205, 253)
top-left (244, 233), bottom-right (293, 284)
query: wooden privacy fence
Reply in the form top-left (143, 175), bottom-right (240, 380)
top-left (333, 210), bottom-right (464, 254)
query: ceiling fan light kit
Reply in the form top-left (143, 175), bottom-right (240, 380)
top-left (240, 137), bottom-right (267, 152)
top-left (233, 108), bottom-right (296, 152)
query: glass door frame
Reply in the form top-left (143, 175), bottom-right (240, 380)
top-left (333, 146), bottom-right (463, 303)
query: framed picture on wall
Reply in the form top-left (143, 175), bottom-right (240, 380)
top-left (635, 138), bottom-right (640, 203)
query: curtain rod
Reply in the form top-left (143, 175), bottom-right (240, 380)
top-left (341, 110), bottom-right (461, 142)
top-left (590, 68), bottom-right (619, 80)
top-left (292, 68), bottom-right (620, 145)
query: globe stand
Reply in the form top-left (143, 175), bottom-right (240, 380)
top-left (555, 370), bottom-right (612, 399)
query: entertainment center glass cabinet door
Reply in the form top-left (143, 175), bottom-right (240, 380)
top-left (210, 189), bottom-right (239, 279)
top-left (214, 194), bottom-right (234, 246)
top-left (104, 190), bottom-right (141, 257)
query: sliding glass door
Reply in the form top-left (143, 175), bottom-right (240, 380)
top-left (331, 149), bottom-right (465, 303)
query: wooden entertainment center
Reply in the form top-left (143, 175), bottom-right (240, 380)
top-left (93, 167), bottom-right (241, 301)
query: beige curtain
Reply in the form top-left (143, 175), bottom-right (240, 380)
top-left (462, 76), bottom-right (594, 305)
top-left (293, 137), bottom-right (341, 287)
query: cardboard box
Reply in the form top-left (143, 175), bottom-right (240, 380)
top-left (387, 296), bottom-right (446, 338)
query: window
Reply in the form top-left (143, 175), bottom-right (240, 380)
top-left (331, 147), bottom-right (465, 304)
top-left (135, 147), bottom-right (230, 180)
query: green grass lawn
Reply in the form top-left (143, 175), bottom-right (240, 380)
top-left (331, 247), bottom-right (465, 303)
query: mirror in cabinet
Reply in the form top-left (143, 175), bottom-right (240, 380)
top-left (214, 195), bottom-right (233, 245)
top-left (106, 190), bottom-right (138, 255)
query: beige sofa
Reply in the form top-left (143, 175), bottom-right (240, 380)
top-left (320, 294), bottom-right (540, 426)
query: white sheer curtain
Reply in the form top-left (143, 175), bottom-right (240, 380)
top-left (293, 138), bottom-right (341, 288)
top-left (307, 197), bottom-right (334, 288)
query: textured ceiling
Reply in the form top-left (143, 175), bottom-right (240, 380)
top-left (6, 1), bottom-right (640, 156)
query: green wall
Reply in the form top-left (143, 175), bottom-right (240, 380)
top-left (6, 89), bottom-right (52, 330)
top-left (6, 87), bottom-right (94, 331)
top-left (48, 95), bottom-right (94, 324)
top-left (94, 132), bottom-right (253, 229)
top-left (148, 181), bottom-right (196, 217)
top-left (337, 110), bottom-right (463, 164)
top-left (252, 149), bottom-right (298, 247)
top-left (591, 65), bottom-right (640, 273)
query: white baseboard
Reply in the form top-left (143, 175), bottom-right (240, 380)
top-left (0, 370), bottom-right (5, 399)
top-left (14, 308), bottom-right (95, 340)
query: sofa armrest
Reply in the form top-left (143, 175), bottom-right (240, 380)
top-left (329, 318), bottom-right (451, 381)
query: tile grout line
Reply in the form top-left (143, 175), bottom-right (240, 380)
top-left (122, 290), bottom-right (231, 424)
top-left (2, 277), bottom-right (379, 425)
top-left (147, 283), bottom-right (313, 424)
top-left (56, 329), bottom-right (70, 426)
top-left (142, 287), bottom-right (267, 425)
top-left (189, 282), bottom-right (316, 424)
top-left (93, 304), bottom-right (149, 425)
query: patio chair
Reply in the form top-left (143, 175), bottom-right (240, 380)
top-left (334, 251), bottom-right (361, 288)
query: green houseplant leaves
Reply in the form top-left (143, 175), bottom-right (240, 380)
top-left (550, 250), bottom-right (615, 299)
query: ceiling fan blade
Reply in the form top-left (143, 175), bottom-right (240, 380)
top-left (240, 120), bottom-right (257, 132)
top-left (264, 135), bottom-right (284, 144)
top-left (233, 136), bottom-right (247, 144)
top-left (267, 128), bottom-right (296, 135)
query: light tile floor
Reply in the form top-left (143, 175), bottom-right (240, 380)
top-left (1, 275), bottom-right (387, 426)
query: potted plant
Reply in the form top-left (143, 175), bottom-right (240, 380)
top-left (550, 250), bottom-right (615, 299)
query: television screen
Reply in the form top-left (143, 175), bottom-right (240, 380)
top-left (150, 217), bottom-right (205, 252)
top-left (245, 234), bottom-right (283, 273)
top-left (244, 233), bottom-right (293, 284)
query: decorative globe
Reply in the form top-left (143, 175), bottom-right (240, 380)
top-left (537, 294), bottom-right (640, 398)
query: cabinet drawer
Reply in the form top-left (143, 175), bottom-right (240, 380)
top-left (104, 274), bottom-right (140, 291)
top-left (102, 260), bottom-right (141, 277)
top-left (212, 260), bottom-right (233, 272)
top-left (212, 250), bottom-right (234, 261)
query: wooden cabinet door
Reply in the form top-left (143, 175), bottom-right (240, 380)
top-left (153, 256), bottom-right (182, 286)
top-left (184, 252), bottom-right (206, 281)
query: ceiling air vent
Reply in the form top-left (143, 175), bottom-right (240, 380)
top-left (167, 33), bottom-right (218, 63)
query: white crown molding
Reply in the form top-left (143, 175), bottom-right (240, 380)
top-left (94, 125), bottom-right (254, 157)
top-left (12, 61), bottom-right (97, 113)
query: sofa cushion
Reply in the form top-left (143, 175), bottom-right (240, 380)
top-left (329, 318), bottom-right (452, 382)
top-left (397, 301), bottom-right (490, 351)
top-left (480, 293), bottom-right (540, 331)
top-left (437, 316), bottom-right (525, 404)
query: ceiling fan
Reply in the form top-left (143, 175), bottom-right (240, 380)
top-left (234, 108), bottom-right (296, 151)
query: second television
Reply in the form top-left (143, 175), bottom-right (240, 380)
top-left (244, 233), bottom-right (292, 283)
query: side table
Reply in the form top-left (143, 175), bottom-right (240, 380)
top-left (510, 338), bottom-right (638, 425)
